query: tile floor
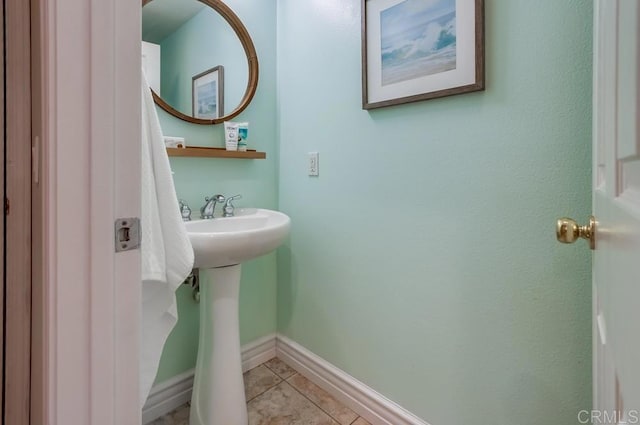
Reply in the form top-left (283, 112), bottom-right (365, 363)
top-left (151, 357), bottom-right (372, 425)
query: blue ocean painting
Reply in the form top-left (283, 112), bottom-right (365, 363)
top-left (380, 0), bottom-right (456, 86)
top-left (196, 81), bottom-right (218, 118)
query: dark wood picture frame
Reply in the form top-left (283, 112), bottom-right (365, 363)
top-left (361, 0), bottom-right (484, 110)
top-left (192, 65), bottom-right (225, 119)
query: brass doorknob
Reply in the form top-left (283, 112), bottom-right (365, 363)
top-left (556, 216), bottom-right (596, 250)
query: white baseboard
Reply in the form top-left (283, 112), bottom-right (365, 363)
top-left (242, 333), bottom-right (277, 371)
top-left (143, 333), bottom-right (428, 425)
top-left (275, 334), bottom-right (430, 425)
top-left (142, 333), bottom-right (277, 424)
top-left (142, 368), bottom-right (194, 424)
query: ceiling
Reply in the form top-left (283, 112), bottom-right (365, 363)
top-left (142, 0), bottom-right (206, 44)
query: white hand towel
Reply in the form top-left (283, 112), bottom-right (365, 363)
top-left (140, 69), bottom-right (194, 407)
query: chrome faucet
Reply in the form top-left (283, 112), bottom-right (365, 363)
top-left (200, 194), bottom-right (225, 219)
top-left (222, 194), bottom-right (242, 217)
top-left (179, 199), bottom-right (192, 221)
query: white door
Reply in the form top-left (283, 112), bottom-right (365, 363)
top-left (31, 0), bottom-right (142, 423)
top-left (591, 0), bottom-right (640, 423)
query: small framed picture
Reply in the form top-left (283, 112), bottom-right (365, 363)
top-left (362, 0), bottom-right (484, 109)
top-left (192, 65), bottom-right (225, 119)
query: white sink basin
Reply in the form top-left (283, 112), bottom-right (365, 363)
top-left (185, 208), bottom-right (290, 268)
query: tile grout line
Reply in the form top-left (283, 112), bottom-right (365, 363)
top-left (263, 356), bottom-right (350, 425)
top-left (244, 365), bottom-right (283, 403)
top-left (282, 379), bottom-right (342, 424)
top-left (269, 357), bottom-right (370, 425)
top-left (264, 360), bottom-right (350, 422)
top-left (245, 378), bottom-right (282, 403)
top-left (246, 357), bottom-right (295, 404)
top-left (259, 359), bottom-right (364, 425)
top-left (284, 374), bottom-right (357, 425)
top-left (275, 354), bottom-right (368, 425)
top-left (263, 360), bottom-right (297, 381)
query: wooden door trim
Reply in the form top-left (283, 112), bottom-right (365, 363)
top-left (5, 0), bottom-right (33, 423)
top-left (0, 0), bottom-right (5, 421)
top-left (30, 0), bottom-right (48, 422)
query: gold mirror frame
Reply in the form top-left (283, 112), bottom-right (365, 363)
top-left (142, 0), bottom-right (259, 125)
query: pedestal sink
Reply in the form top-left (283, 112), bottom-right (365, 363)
top-left (185, 208), bottom-right (290, 425)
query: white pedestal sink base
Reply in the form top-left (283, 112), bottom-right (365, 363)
top-left (190, 265), bottom-right (247, 425)
top-left (184, 209), bottom-right (290, 424)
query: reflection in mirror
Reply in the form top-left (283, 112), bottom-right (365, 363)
top-left (192, 65), bottom-right (224, 119)
top-left (142, 0), bottom-right (257, 124)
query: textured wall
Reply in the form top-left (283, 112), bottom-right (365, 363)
top-left (276, 1), bottom-right (593, 424)
top-left (153, 0), bottom-right (278, 384)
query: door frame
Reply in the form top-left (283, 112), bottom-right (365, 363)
top-left (0, 0), bottom-right (5, 422)
top-left (5, 0), bottom-right (33, 423)
top-left (30, 0), bottom-right (142, 423)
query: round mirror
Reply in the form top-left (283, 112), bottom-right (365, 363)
top-left (141, 0), bottom-right (258, 125)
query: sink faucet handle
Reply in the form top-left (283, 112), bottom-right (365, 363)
top-left (206, 194), bottom-right (226, 203)
top-left (179, 199), bottom-right (192, 222)
top-left (222, 194), bottom-right (242, 217)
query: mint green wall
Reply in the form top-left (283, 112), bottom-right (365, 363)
top-left (160, 6), bottom-right (247, 114)
top-left (277, 1), bottom-right (592, 425)
top-left (153, 0), bottom-right (278, 384)
top-left (153, 1), bottom-right (594, 421)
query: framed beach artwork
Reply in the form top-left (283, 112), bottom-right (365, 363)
top-left (192, 65), bottom-right (225, 119)
top-left (362, 0), bottom-right (484, 109)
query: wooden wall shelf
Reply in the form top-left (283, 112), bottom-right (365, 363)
top-left (166, 147), bottom-right (266, 159)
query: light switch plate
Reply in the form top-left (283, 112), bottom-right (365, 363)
top-left (308, 152), bottom-right (319, 176)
